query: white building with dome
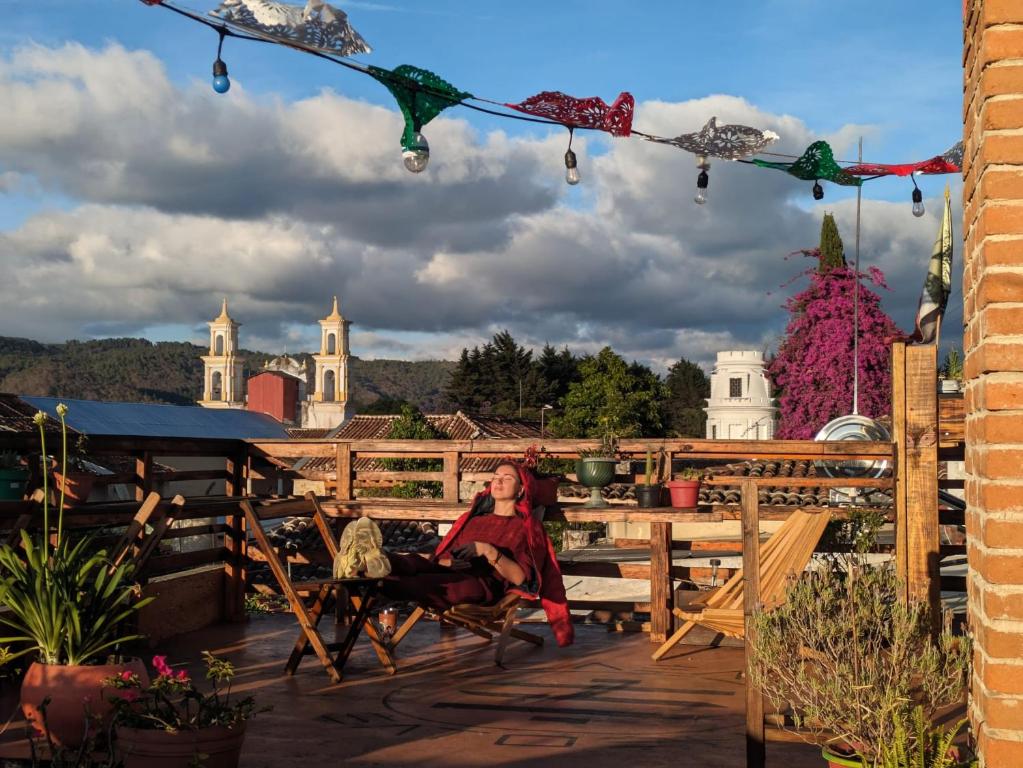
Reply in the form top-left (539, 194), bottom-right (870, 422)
top-left (704, 350), bottom-right (777, 440)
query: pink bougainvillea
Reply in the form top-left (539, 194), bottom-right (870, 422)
top-left (769, 251), bottom-right (905, 439)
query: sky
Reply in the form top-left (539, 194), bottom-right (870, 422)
top-left (0, 0), bottom-right (965, 371)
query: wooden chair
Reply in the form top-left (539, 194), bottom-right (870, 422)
top-left (241, 497), bottom-right (395, 683)
top-left (109, 491), bottom-right (185, 581)
top-left (382, 503), bottom-right (548, 667)
top-left (651, 508), bottom-right (830, 661)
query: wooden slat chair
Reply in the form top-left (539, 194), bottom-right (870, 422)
top-left (242, 497), bottom-right (395, 683)
top-left (109, 491), bottom-right (185, 581)
top-left (652, 508), bottom-right (830, 661)
top-left (383, 504), bottom-right (548, 667)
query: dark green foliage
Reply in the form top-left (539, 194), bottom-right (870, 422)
top-left (553, 347), bottom-right (664, 439)
top-left (818, 212), bottom-right (846, 273)
top-left (662, 357), bottom-right (710, 437)
top-left (446, 331), bottom-right (571, 418)
top-left (380, 404), bottom-right (442, 498)
top-left (359, 396), bottom-right (411, 415)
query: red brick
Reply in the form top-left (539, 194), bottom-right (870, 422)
top-left (982, 0), bottom-right (1023, 26)
top-left (982, 135), bottom-right (1023, 167)
top-left (975, 620), bottom-right (1023, 659)
top-left (986, 519), bottom-right (1023, 550)
top-left (984, 695), bottom-right (1023, 731)
top-left (982, 306), bottom-right (1023, 335)
top-left (982, 168), bottom-right (1023, 200)
top-left (979, 27), bottom-right (1023, 68)
top-left (980, 205), bottom-right (1023, 238)
top-left (981, 65), bottom-right (1023, 100)
top-left (985, 662), bottom-right (1023, 697)
top-left (981, 450), bottom-right (1023, 480)
top-left (982, 587), bottom-right (1023, 621)
top-left (986, 379), bottom-right (1023, 410)
top-left (975, 268), bottom-right (1023, 309)
top-left (979, 733), bottom-right (1023, 768)
top-left (979, 482), bottom-right (1023, 512)
top-left (985, 99), bottom-right (1023, 131)
top-left (981, 239), bottom-right (1023, 268)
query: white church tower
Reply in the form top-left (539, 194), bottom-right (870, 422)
top-left (199, 299), bottom-right (246, 409)
top-left (704, 350), bottom-right (777, 440)
top-left (300, 296), bottom-right (350, 429)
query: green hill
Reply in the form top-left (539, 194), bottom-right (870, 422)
top-left (0, 336), bottom-right (456, 413)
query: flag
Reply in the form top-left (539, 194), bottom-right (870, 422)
top-left (910, 185), bottom-right (954, 344)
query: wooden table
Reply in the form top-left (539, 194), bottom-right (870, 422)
top-left (318, 500), bottom-right (716, 643)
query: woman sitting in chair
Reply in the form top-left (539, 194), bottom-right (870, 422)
top-left (334, 461), bottom-right (574, 647)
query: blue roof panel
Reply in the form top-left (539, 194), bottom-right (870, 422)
top-left (21, 397), bottom-right (289, 440)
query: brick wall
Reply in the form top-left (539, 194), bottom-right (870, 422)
top-left (963, 2), bottom-right (1023, 764)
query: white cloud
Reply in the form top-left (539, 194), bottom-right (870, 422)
top-left (0, 42), bottom-right (962, 370)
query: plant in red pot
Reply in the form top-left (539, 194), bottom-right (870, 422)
top-left (52, 434), bottom-right (95, 505)
top-left (665, 467), bottom-right (701, 508)
top-left (107, 652), bottom-right (267, 768)
top-left (0, 405), bottom-right (153, 748)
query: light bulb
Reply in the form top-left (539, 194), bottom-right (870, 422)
top-left (402, 132), bottom-right (429, 173)
top-left (812, 181), bottom-right (824, 201)
top-left (912, 187), bottom-right (925, 217)
top-left (694, 169), bottom-right (709, 205)
top-left (564, 148), bottom-right (580, 185)
top-left (212, 59), bottom-right (230, 94)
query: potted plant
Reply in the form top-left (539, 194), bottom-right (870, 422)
top-left (107, 652), bottom-right (266, 768)
top-left (52, 434), bottom-right (95, 505)
top-left (939, 347), bottom-right (964, 394)
top-left (575, 432), bottom-right (618, 508)
top-left (0, 451), bottom-right (29, 501)
top-left (666, 468), bottom-right (701, 507)
top-left (748, 525), bottom-right (973, 768)
top-left (1, 406), bottom-right (153, 747)
top-left (522, 443), bottom-right (561, 506)
top-left (635, 447), bottom-right (663, 508)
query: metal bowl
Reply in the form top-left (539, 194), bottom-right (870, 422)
top-left (813, 414), bottom-right (891, 479)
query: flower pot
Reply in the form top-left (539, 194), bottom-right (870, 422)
top-left (666, 479), bottom-right (700, 508)
top-left (116, 723), bottom-right (247, 768)
top-left (635, 484), bottom-right (662, 508)
top-left (575, 458), bottom-right (616, 508)
top-left (533, 475), bottom-right (561, 506)
top-left (21, 658), bottom-right (149, 748)
top-left (0, 467), bottom-right (29, 500)
top-left (821, 745), bottom-right (973, 768)
top-left (53, 470), bottom-right (95, 505)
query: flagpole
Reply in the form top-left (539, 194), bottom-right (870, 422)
top-left (853, 137), bottom-right (862, 415)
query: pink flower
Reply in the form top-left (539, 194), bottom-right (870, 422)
top-left (175, 670), bottom-right (190, 682)
top-left (152, 655), bottom-right (173, 677)
top-left (120, 671), bottom-right (134, 681)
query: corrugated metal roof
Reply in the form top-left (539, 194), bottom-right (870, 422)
top-left (22, 397), bottom-right (290, 440)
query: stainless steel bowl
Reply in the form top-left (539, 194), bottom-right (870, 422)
top-left (813, 414), bottom-right (891, 479)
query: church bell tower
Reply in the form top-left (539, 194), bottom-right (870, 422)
top-left (198, 299), bottom-right (245, 409)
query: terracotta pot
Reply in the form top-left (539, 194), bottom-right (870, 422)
top-left (635, 484), bottom-right (662, 508)
top-left (53, 470), bottom-right (96, 505)
top-left (21, 658), bottom-right (149, 747)
top-left (116, 723), bottom-right (247, 768)
top-left (821, 745), bottom-right (972, 768)
top-left (665, 479), bottom-right (700, 508)
top-left (532, 475), bottom-right (561, 506)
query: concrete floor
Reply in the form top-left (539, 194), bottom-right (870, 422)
top-left (148, 612), bottom-right (823, 768)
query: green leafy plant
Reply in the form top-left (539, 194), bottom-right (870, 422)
top-left (877, 706), bottom-right (975, 768)
top-left (673, 467), bottom-right (701, 482)
top-left (748, 539), bottom-right (971, 767)
top-left (577, 430), bottom-right (619, 459)
top-left (941, 347), bottom-right (964, 383)
top-left (106, 652), bottom-right (266, 732)
top-left (0, 406), bottom-right (152, 665)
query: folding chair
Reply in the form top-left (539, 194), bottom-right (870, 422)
top-left (384, 504), bottom-right (548, 667)
top-left (109, 491), bottom-right (184, 581)
top-left (651, 508), bottom-right (830, 661)
top-left (242, 497), bottom-right (395, 683)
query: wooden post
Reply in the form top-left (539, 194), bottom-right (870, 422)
top-left (443, 451), bottom-right (459, 503)
top-left (906, 345), bottom-right (941, 625)
top-left (649, 521), bottom-right (673, 643)
top-left (741, 478), bottom-right (765, 768)
top-left (134, 451), bottom-right (153, 502)
top-left (336, 442), bottom-right (352, 501)
top-left (892, 342), bottom-right (909, 589)
top-left (223, 446), bottom-right (248, 622)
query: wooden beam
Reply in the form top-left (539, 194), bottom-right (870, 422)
top-left (335, 442), bottom-right (352, 501)
top-left (741, 478), bottom-right (765, 768)
top-left (443, 451), bottom-right (460, 503)
top-left (648, 521), bottom-right (673, 643)
top-left (892, 341), bottom-right (909, 591)
top-left (134, 452), bottom-right (153, 503)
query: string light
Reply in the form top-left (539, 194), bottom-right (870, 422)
top-left (911, 176), bottom-right (925, 217)
top-left (212, 31), bottom-right (230, 94)
top-left (694, 155), bottom-right (710, 205)
top-left (402, 130), bottom-right (430, 173)
top-left (812, 181), bottom-right (824, 201)
top-left (564, 129), bottom-right (580, 185)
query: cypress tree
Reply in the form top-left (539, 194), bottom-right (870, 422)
top-left (818, 213), bottom-right (846, 273)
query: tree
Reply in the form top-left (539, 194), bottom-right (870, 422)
top-left (381, 404), bottom-right (442, 498)
top-left (769, 252), bottom-right (902, 439)
top-left (535, 344), bottom-right (579, 407)
top-left (445, 331), bottom-right (546, 417)
top-left (818, 212), bottom-right (846, 274)
top-left (359, 396), bottom-right (410, 415)
top-left (663, 357), bottom-right (710, 437)
top-left (553, 347), bottom-right (664, 439)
